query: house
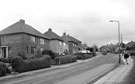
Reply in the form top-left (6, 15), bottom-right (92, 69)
top-left (0, 19), bottom-right (50, 58)
top-left (61, 33), bottom-right (81, 54)
top-left (44, 28), bottom-right (65, 55)
top-left (81, 43), bottom-right (89, 50)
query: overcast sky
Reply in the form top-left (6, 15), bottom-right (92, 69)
top-left (0, 0), bottom-right (134, 47)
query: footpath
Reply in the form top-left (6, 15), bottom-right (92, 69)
top-left (94, 56), bottom-right (133, 84)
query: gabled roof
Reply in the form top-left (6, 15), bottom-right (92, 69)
top-left (69, 35), bottom-right (81, 44)
top-left (0, 19), bottom-right (49, 39)
top-left (61, 33), bottom-right (81, 44)
top-left (44, 28), bottom-right (63, 41)
top-left (81, 43), bottom-right (89, 48)
top-left (61, 33), bottom-right (72, 42)
top-left (126, 41), bottom-right (135, 47)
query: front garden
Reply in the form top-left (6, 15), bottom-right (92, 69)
top-left (0, 49), bottom-right (97, 77)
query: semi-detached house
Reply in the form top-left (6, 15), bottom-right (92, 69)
top-left (61, 33), bottom-right (81, 54)
top-left (44, 28), bottom-right (67, 55)
top-left (0, 19), bottom-right (50, 58)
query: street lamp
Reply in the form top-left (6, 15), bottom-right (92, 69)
top-left (110, 20), bottom-right (121, 63)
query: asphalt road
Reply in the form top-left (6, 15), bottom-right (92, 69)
top-left (0, 54), bottom-right (119, 84)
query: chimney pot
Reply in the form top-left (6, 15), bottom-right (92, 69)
top-left (19, 19), bottom-right (25, 23)
top-left (49, 28), bottom-right (52, 31)
top-left (63, 32), bottom-right (66, 35)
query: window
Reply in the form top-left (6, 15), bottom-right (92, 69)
top-left (59, 41), bottom-right (62, 45)
top-left (26, 46), bottom-right (29, 53)
top-left (40, 38), bottom-right (44, 44)
top-left (8, 47), bottom-right (11, 53)
top-left (73, 43), bottom-right (74, 46)
top-left (31, 47), bottom-right (36, 54)
top-left (63, 42), bottom-right (66, 46)
top-left (2, 35), bottom-right (6, 42)
top-left (31, 36), bottom-right (36, 42)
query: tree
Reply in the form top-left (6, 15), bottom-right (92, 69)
top-left (86, 47), bottom-right (94, 52)
top-left (92, 45), bottom-right (98, 52)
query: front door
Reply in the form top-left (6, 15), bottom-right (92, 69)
top-left (2, 47), bottom-right (6, 58)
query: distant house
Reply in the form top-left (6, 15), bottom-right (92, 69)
top-left (44, 28), bottom-right (65, 55)
top-left (0, 19), bottom-right (50, 58)
top-left (81, 43), bottom-right (89, 50)
top-left (61, 33), bottom-right (81, 54)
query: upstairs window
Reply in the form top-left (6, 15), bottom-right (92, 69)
top-left (31, 36), bottom-right (36, 42)
top-left (40, 38), bottom-right (44, 44)
top-left (59, 41), bottom-right (62, 45)
top-left (2, 35), bottom-right (6, 42)
top-left (63, 42), bottom-right (66, 46)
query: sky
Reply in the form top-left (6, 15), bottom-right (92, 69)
top-left (0, 0), bottom-right (134, 47)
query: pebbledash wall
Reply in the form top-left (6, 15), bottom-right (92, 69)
top-left (0, 33), bottom-right (50, 58)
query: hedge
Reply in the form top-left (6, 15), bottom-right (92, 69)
top-left (55, 55), bottom-right (77, 65)
top-left (0, 62), bottom-right (7, 76)
top-left (75, 53), bottom-right (93, 60)
top-left (0, 58), bottom-right (9, 63)
top-left (24, 55), bottom-right (51, 72)
top-left (10, 55), bottom-right (51, 73)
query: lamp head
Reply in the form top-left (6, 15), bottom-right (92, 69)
top-left (110, 20), bottom-right (114, 22)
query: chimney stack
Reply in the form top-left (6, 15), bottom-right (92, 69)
top-left (63, 32), bottom-right (66, 36)
top-left (48, 28), bottom-right (52, 31)
top-left (19, 19), bottom-right (25, 24)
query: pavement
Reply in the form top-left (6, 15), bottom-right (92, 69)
top-left (0, 54), bottom-right (101, 81)
top-left (93, 56), bottom-right (133, 84)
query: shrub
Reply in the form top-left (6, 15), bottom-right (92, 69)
top-left (0, 62), bottom-right (7, 76)
top-left (71, 56), bottom-right (77, 62)
top-left (42, 49), bottom-right (56, 59)
top-left (83, 54), bottom-right (92, 59)
top-left (9, 56), bottom-right (24, 73)
top-left (0, 58), bottom-right (9, 63)
top-left (76, 55), bottom-right (84, 60)
top-left (55, 55), bottom-right (77, 65)
top-left (17, 52), bottom-right (27, 60)
top-left (75, 53), bottom-right (92, 60)
top-left (23, 55), bottom-right (51, 72)
top-left (10, 55), bottom-right (51, 73)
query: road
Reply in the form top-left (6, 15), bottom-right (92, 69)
top-left (0, 54), bottom-right (119, 84)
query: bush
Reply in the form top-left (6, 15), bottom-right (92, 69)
top-left (34, 49), bottom-right (42, 58)
top-left (55, 55), bottom-right (77, 65)
top-left (10, 55), bottom-right (51, 73)
top-left (23, 55), bottom-right (51, 72)
top-left (0, 62), bottom-right (7, 76)
top-left (9, 56), bottom-right (24, 73)
top-left (17, 52), bottom-right (27, 60)
top-left (0, 58), bottom-right (9, 63)
top-left (42, 49), bottom-right (56, 59)
top-left (71, 56), bottom-right (77, 62)
top-left (83, 54), bottom-right (92, 59)
top-left (75, 53), bottom-right (92, 60)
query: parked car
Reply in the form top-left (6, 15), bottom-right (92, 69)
top-left (78, 50), bottom-right (90, 54)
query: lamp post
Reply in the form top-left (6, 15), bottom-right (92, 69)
top-left (110, 20), bottom-right (121, 63)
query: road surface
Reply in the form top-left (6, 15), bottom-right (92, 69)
top-left (0, 54), bottom-right (119, 84)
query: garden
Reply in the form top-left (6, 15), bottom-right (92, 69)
top-left (0, 49), bottom-right (96, 77)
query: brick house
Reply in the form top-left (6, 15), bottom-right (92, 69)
top-left (44, 28), bottom-right (65, 55)
top-left (0, 19), bottom-right (50, 58)
top-left (61, 33), bottom-right (81, 54)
